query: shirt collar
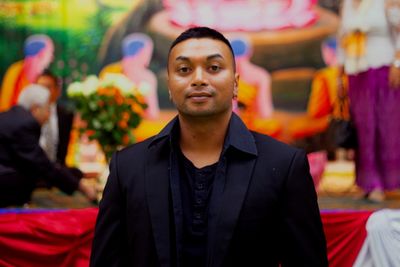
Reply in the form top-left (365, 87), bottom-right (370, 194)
top-left (148, 113), bottom-right (257, 156)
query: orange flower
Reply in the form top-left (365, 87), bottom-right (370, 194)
top-left (118, 120), bottom-right (128, 129)
top-left (122, 134), bottom-right (130, 145)
top-left (122, 112), bottom-right (130, 121)
top-left (114, 91), bottom-right (124, 105)
top-left (131, 103), bottom-right (144, 115)
top-left (86, 129), bottom-right (95, 137)
top-left (135, 94), bottom-right (146, 104)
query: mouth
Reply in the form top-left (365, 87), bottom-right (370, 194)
top-left (187, 91), bottom-right (213, 102)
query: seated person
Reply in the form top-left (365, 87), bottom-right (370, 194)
top-left (0, 84), bottom-right (97, 207)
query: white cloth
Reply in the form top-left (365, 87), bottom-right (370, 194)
top-left (338, 0), bottom-right (400, 74)
top-left (353, 209), bottom-right (400, 267)
top-left (39, 104), bottom-right (59, 162)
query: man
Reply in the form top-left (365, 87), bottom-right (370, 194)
top-left (0, 34), bottom-right (54, 112)
top-left (36, 69), bottom-right (75, 165)
top-left (0, 84), bottom-right (96, 207)
top-left (91, 27), bottom-right (327, 267)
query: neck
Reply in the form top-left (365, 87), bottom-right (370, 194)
top-left (178, 112), bottom-right (231, 168)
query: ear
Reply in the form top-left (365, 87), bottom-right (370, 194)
top-left (233, 73), bottom-right (239, 99)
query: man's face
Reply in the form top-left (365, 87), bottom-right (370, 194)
top-left (167, 38), bottom-right (238, 118)
top-left (37, 75), bottom-right (59, 103)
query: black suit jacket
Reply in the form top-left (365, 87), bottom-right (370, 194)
top-left (0, 106), bottom-right (79, 195)
top-left (91, 114), bottom-right (327, 267)
top-left (56, 104), bottom-right (74, 165)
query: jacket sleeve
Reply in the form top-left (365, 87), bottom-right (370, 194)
top-left (279, 150), bottom-right (328, 267)
top-left (90, 152), bottom-right (128, 267)
top-left (11, 120), bottom-right (79, 194)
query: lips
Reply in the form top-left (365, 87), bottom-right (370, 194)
top-left (187, 91), bottom-right (213, 102)
top-left (188, 92), bottom-right (212, 98)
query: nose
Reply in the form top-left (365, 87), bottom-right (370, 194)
top-left (191, 67), bottom-right (208, 87)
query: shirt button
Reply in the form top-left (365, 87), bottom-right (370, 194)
top-left (194, 212), bottom-right (202, 219)
top-left (196, 183), bottom-right (204, 190)
top-left (196, 198), bottom-right (202, 205)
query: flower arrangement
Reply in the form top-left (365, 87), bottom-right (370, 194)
top-left (67, 73), bottom-right (147, 160)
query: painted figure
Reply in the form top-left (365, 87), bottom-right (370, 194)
top-left (100, 33), bottom-right (159, 119)
top-left (230, 36), bottom-right (274, 118)
top-left (0, 34), bottom-right (54, 111)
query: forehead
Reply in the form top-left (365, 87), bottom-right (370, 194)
top-left (38, 75), bottom-right (53, 83)
top-left (37, 75), bottom-right (57, 87)
top-left (169, 38), bottom-right (233, 63)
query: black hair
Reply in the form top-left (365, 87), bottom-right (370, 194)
top-left (168, 27), bottom-right (235, 69)
top-left (39, 69), bottom-right (58, 86)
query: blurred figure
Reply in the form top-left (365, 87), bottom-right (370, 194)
top-left (36, 70), bottom-right (75, 165)
top-left (230, 35), bottom-right (274, 118)
top-left (338, 0), bottom-right (400, 202)
top-left (0, 84), bottom-right (96, 207)
top-left (0, 34), bottom-right (54, 112)
top-left (100, 33), bottom-right (159, 119)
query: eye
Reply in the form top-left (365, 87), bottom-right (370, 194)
top-left (178, 66), bottom-right (190, 73)
top-left (209, 65), bottom-right (221, 72)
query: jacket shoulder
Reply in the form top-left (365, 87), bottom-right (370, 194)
top-left (251, 131), bottom-right (301, 157)
top-left (114, 135), bottom-right (161, 164)
top-left (0, 107), bottom-right (38, 135)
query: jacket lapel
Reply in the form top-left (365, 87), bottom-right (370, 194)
top-left (207, 154), bottom-right (256, 267)
top-left (145, 139), bottom-right (172, 267)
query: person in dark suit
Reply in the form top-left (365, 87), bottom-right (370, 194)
top-left (0, 84), bottom-right (97, 207)
top-left (36, 69), bottom-right (74, 165)
top-left (91, 27), bottom-right (328, 267)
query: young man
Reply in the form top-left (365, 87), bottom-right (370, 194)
top-left (91, 27), bottom-right (327, 267)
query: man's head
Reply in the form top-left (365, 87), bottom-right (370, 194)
top-left (17, 84), bottom-right (51, 125)
top-left (24, 34), bottom-right (54, 73)
top-left (36, 69), bottom-right (60, 104)
top-left (167, 27), bottom-right (239, 118)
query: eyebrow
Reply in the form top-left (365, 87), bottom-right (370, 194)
top-left (175, 53), bottom-right (224, 62)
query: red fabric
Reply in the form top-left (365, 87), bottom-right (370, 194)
top-left (0, 208), bottom-right (373, 267)
top-left (0, 208), bottom-right (98, 267)
top-left (322, 210), bottom-right (373, 267)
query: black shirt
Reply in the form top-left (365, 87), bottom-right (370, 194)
top-left (178, 149), bottom-right (218, 267)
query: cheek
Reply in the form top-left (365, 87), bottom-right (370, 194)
top-left (168, 77), bottom-right (187, 93)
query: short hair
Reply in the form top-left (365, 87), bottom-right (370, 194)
top-left (38, 69), bottom-right (59, 86)
top-left (168, 27), bottom-right (235, 68)
top-left (17, 84), bottom-right (50, 110)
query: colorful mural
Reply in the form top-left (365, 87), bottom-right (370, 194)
top-left (0, 0), bottom-right (340, 113)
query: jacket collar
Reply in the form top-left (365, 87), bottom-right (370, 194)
top-left (148, 113), bottom-right (257, 156)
